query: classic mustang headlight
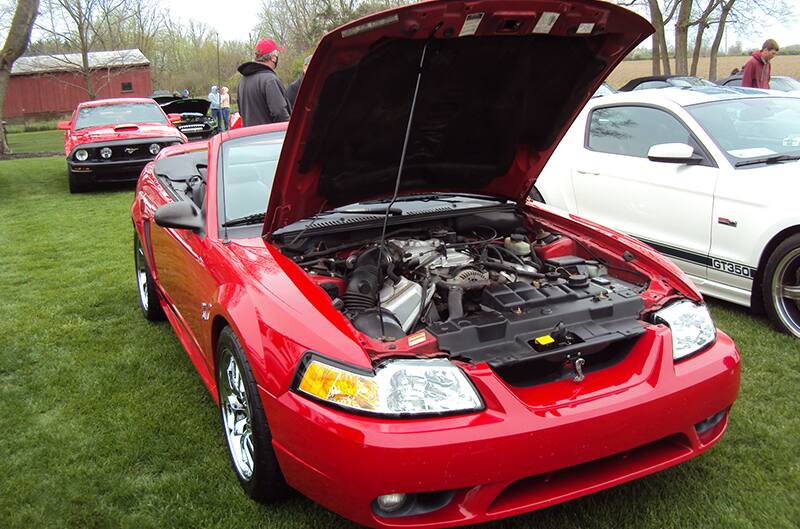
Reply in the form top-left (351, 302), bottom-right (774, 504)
top-left (74, 149), bottom-right (89, 161)
top-left (100, 147), bottom-right (112, 159)
top-left (654, 301), bottom-right (716, 360)
top-left (296, 357), bottom-right (483, 416)
top-left (149, 143), bottom-right (161, 155)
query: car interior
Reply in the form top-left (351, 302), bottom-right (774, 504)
top-left (153, 150), bottom-right (208, 210)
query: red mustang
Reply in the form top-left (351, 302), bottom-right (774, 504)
top-left (58, 97), bottom-right (187, 193)
top-left (131, 1), bottom-right (740, 527)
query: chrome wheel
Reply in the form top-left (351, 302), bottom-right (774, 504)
top-left (220, 350), bottom-right (255, 481)
top-left (134, 237), bottom-right (149, 311)
top-left (770, 246), bottom-right (800, 338)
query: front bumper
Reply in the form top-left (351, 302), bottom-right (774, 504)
top-left (264, 325), bottom-right (740, 528)
top-left (68, 158), bottom-right (151, 183)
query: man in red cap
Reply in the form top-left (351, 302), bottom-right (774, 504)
top-left (236, 38), bottom-right (291, 126)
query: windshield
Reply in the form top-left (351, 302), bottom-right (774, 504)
top-left (670, 77), bottom-right (714, 88)
top-left (74, 103), bottom-right (169, 130)
top-left (770, 77), bottom-right (800, 92)
top-left (686, 97), bottom-right (800, 164)
top-left (221, 130), bottom-right (285, 223)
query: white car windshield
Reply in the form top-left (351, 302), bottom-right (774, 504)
top-left (221, 130), bottom-right (285, 223)
top-left (75, 103), bottom-right (169, 130)
top-left (686, 97), bottom-right (800, 163)
top-left (770, 77), bottom-right (800, 91)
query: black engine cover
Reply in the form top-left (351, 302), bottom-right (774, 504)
top-left (427, 279), bottom-right (644, 367)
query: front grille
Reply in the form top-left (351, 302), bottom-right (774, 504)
top-left (487, 433), bottom-right (693, 514)
top-left (179, 124), bottom-right (210, 133)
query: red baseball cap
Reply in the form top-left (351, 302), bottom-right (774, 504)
top-left (255, 38), bottom-right (285, 57)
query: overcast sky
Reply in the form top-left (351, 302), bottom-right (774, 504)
top-left (162, 0), bottom-right (262, 42)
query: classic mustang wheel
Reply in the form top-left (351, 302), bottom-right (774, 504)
top-left (133, 233), bottom-right (164, 321)
top-left (763, 234), bottom-right (800, 338)
top-left (216, 327), bottom-right (286, 502)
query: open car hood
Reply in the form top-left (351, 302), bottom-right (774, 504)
top-left (263, 0), bottom-right (653, 235)
top-left (159, 98), bottom-right (211, 116)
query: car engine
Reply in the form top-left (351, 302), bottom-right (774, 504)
top-left (285, 216), bottom-right (646, 381)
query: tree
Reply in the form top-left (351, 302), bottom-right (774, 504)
top-left (0, 0), bottom-right (40, 155)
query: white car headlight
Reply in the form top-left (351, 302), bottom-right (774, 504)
top-left (295, 357), bottom-right (483, 416)
top-left (74, 149), bottom-right (89, 161)
top-left (654, 301), bottom-right (716, 360)
top-left (100, 147), bottom-right (112, 159)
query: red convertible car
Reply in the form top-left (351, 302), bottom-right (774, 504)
top-left (58, 98), bottom-right (187, 193)
top-left (131, 1), bottom-right (740, 527)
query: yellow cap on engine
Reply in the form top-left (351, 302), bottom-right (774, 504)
top-left (534, 335), bottom-right (555, 346)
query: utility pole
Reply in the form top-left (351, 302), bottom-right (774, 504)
top-left (216, 31), bottom-right (221, 90)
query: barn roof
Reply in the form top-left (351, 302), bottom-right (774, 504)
top-left (11, 49), bottom-right (149, 75)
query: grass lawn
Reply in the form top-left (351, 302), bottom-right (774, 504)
top-left (0, 156), bottom-right (798, 529)
top-left (6, 129), bottom-right (64, 154)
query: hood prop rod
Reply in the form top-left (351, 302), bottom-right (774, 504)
top-left (376, 22), bottom-right (442, 340)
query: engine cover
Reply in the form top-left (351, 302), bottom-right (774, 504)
top-left (427, 279), bottom-right (644, 366)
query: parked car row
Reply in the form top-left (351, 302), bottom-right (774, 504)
top-left (129, 2), bottom-right (743, 529)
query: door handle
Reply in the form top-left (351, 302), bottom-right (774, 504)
top-left (575, 169), bottom-right (600, 176)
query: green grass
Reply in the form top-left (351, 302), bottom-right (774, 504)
top-left (6, 130), bottom-right (64, 154)
top-left (0, 157), bottom-right (798, 528)
top-left (5, 118), bottom-right (65, 134)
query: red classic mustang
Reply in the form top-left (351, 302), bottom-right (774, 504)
top-left (58, 98), bottom-right (187, 193)
top-left (131, 1), bottom-right (740, 527)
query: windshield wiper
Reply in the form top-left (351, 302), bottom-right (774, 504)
top-left (735, 154), bottom-right (800, 167)
top-left (222, 212), bottom-right (265, 227)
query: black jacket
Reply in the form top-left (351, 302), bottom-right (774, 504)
top-left (236, 62), bottom-right (291, 127)
top-left (286, 73), bottom-right (303, 107)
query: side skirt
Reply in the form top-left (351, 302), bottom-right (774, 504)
top-left (159, 295), bottom-right (219, 403)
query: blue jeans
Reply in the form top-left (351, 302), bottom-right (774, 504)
top-left (211, 108), bottom-right (223, 132)
top-left (220, 108), bottom-right (230, 131)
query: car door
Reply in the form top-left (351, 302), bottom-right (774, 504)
top-left (150, 191), bottom-right (218, 372)
top-left (570, 104), bottom-right (718, 280)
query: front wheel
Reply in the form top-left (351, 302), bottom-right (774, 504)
top-left (217, 327), bottom-right (287, 502)
top-left (762, 234), bottom-right (800, 338)
top-left (133, 233), bottom-right (164, 321)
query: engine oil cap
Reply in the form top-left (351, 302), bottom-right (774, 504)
top-left (568, 273), bottom-right (589, 288)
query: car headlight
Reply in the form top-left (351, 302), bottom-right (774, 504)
top-left (100, 147), bottom-right (112, 159)
top-left (149, 143), bottom-right (161, 155)
top-left (295, 357), bottom-right (483, 416)
top-left (74, 149), bottom-right (89, 161)
top-left (654, 300), bottom-right (716, 360)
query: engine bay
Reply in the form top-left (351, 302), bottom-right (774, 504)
top-left (277, 207), bottom-right (651, 384)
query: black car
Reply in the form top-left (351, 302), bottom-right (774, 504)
top-left (618, 75), bottom-right (715, 91)
top-left (153, 96), bottom-right (216, 140)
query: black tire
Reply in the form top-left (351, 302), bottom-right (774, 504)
top-left (528, 186), bottom-right (545, 203)
top-left (216, 326), bottom-right (287, 503)
top-left (761, 233), bottom-right (800, 338)
top-left (133, 233), bottom-right (165, 321)
top-left (68, 169), bottom-right (89, 193)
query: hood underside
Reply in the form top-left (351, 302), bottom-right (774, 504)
top-left (159, 98), bottom-right (211, 116)
top-left (264, 0), bottom-right (653, 235)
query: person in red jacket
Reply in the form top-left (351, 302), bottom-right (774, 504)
top-left (742, 39), bottom-right (779, 89)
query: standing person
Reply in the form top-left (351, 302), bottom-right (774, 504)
top-left (236, 38), bottom-right (291, 127)
top-left (219, 87), bottom-right (231, 131)
top-left (741, 39), bottom-right (779, 89)
top-left (208, 85), bottom-right (222, 132)
top-left (286, 54), bottom-right (312, 107)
